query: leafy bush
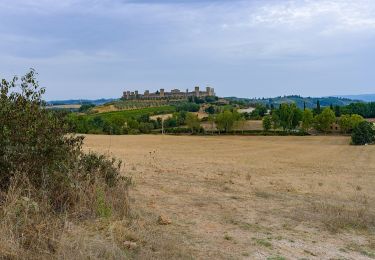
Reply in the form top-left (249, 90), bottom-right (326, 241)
top-left (79, 103), bottom-right (95, 112)
top-left (250, 104), bottom-right (267, 119)
top-left (164, 117), bottom-right (178, 128)
top-left (0, 70), bottom-right (79, 190)
top-left (351, 121), bottom-right (375, 145)
top-left (139, 122), bottom-right (154, 133)
top-left (175, 102), bottom-right (200, 112)
top-left (338, 114), bottom-right (364, 134)
top-left (205, 105), bottom-right (216, 114)
top-left (0, 70), bottom-right (129, 257)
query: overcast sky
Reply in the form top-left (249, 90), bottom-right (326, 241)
top-left (1, 0), bottom-right (375, 100)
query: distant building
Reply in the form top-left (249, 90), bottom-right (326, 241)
top-left (122, 86), bottom-right (215, 100)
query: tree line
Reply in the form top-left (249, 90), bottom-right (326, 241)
top-left (262, 103), bottom-right (374, 145)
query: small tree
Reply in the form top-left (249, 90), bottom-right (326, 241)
top-left (208, 114), bottom-right (216, 134)
top-left (350, 114), bottom-right (365, 129)
top-left (233, 115), bottom-right (246, 134)
top-left (139, 122), bottom-right (154, 134)
top-left (338, 114), bottom-right (352, 133)
top-left (271, 112), bottom-right (280, 131)
top-left (185, 113), bottom-right (200, 133)
top-left (205, 105), bottom-right (216, 115)
top-left (338, 114), bottom-right (364, 134)
top-left (351, 121), bottom-right (375, 145)
top-left (274, 103), bottom-right (302, 132)
top-left (314, 108), bottom-right (336, 133)
top-left (215, 110), bottom-right (240, 133)
top-left (79, 103), bottom-right (95, 113)
top-left (262, 115), bottom-right (272, 132)
top-left (301, 109), bottom-right (314, 132)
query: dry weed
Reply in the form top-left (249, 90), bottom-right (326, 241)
top-left (0, 176), bottom-right (130, 259)
top-left (311, 195), bottom-right (375, 232)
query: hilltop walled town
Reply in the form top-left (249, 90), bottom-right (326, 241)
top-left (123, 86), bottom-right (215, 100)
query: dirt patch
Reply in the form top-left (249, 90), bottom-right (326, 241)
top-left (84, 135), bottom-right (375, 259)
top-left (150, 114), bottom-right (173, 121)
top-left (93, 104), bottom-right (118, 113)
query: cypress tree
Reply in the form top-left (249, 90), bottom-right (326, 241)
top-left (316, 100), bottom-right (321, 114)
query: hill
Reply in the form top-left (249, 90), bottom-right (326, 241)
top-left (226, 95), bottom-right (358, 109)
top-left (47, 98), bottom-right (118, 106)
top-left (333, 94), bottom-right (375, 102)
top-left (85, 105), bottom-right (176, 121)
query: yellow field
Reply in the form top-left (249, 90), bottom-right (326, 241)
top-left (48, 104), bottom-right (81, 109)
top-left (84, 135), bottom-right (375, 259)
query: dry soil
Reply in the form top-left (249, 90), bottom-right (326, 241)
top-left (84, 135), bottom-right (375, 260)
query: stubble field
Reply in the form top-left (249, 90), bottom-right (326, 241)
top-left (84, 135), bottom-right (375, 259)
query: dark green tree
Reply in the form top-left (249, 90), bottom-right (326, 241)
top-left (351, 121), bottom-right (375, 145)
top-left (316, 100), bottom-right (321, 114)
top-left (262, 115), bottom-right (272, 132)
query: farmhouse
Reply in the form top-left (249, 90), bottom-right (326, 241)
top-left (123, 86), bottom-right (215, 100)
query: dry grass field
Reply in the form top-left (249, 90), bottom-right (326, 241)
top-left (84, 135), bottom-right (375, 259)
top-left (47, 104), bottom-right (82, 109)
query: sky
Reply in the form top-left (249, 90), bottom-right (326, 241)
top-left (0, 0), bottom-right (375, 100)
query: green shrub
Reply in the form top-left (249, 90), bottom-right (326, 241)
top-left (351, 121), bottom-right (375, 145)
top-left (0, 70), bottom-right (130, 257)
top-left (79, 103), bottom-right (95, 113)
top-left (338, 114), bottom-right (364, 133)
top-left (96, 188), bottom-right (112, 218)
top-left (0, 70), bottom-right (79, 190)
top-left (0, 69), bottom-right (126, 207)
top-left (139, 122), bottom-right (154, 133)
top-left (79, 152), bottom-right (123, 187)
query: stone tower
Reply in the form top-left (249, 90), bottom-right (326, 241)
top-left (195, 86), bottom-right (200, 97)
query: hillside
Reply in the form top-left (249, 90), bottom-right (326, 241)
top-left (48, 98), bottom-right (118, 106)
top-left (334, 94), bottom-right (375, 102)
top-left (226, 95), bottom-right (358, 108)
top-left (86, 105), bottom-right (176, 121)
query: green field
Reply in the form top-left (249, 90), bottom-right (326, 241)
top-left (87, 105), bottom-right (176, 120)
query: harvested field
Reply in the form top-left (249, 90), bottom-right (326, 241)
top-left (84, 135), bottom-right (375, 259)
top-left (47, 104), bottom-right (81, 109)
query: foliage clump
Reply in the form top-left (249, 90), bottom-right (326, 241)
top-left (351, 121), bottom-right (375, 145)
top-left (0, 70), bottom-right (129, 258)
